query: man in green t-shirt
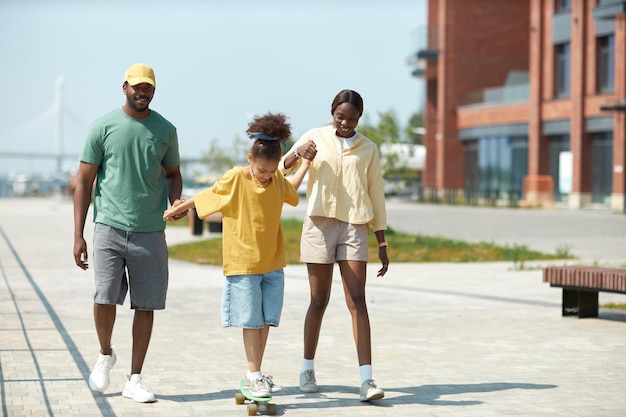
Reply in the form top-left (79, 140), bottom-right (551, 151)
top-left (73, 63), bottom-right (185, 403)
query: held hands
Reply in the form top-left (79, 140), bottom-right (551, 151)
top-left (297, 140), bottom-right (317, 162)
top-left (164, 199), bottom-right (188, 221)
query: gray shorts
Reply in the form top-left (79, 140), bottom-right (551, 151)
top-left (300, 216), bottom-right (369, 263)
top-left (92, 223), bottom-right (168, 310)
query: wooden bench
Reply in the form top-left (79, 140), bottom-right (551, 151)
top-left (189, 208), bottom-right (222, 235)
top-left (543, 266), bottom-right (626, 318)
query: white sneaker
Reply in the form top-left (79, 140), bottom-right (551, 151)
top-left (122, 374), bottom-right (156, 403)
top-left (248, 377), bottom-right (270, 398)
top-left (263, 374), bottom-right (284, 393)
top-left (299, 370), bottom-right (318, 393)
top-left (88, 350), bottom-right (116, 392)
top-left (359, 379), bottom-right (384, 402)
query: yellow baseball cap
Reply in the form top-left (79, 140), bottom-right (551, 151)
top-left (124, 63), bottom-right (156, 87)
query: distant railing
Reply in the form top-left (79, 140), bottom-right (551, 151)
top-left (410, 26), bottom-right (438, 54)
top-left (465, 83), bottom-right (530, 106)
top-left (419, 187), bottom-right (523, 208)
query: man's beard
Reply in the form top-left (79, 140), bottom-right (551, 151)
top-left (128, 96), bottom-right (150, 113)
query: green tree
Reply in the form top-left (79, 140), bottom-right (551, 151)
top-left (359, 110), bottom-right (424, 187)
top-left (378, 111), bottom-right (401, 144)
top-left (200, 139), bottom-right (235, 175)
top-left (405, 112), bottom-right (424, 145)
top-left (230, 134), bottom-right (250, 163)
top-left (358, 115), bottom-right (384, 147)
top-left (360, 110), bottom-right (402, 146)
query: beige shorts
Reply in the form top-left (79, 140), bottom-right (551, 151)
top-left (300, 216), bottom-right (369, 263)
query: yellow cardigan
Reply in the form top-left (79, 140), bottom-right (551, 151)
top-left (281, 125), bottom-right (387, 232)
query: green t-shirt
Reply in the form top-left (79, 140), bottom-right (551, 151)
top-left (80, 107), bottom-right (180, 232)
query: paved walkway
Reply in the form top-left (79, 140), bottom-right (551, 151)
top-left (1, 197), bottom-right (625, 417)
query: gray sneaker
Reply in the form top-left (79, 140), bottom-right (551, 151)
top-left (359, 379), bottom-right (384, 402)
top-left (248, 377), bottom-right (270, 398)
top-left (299, 370), bottom-right (318, 393)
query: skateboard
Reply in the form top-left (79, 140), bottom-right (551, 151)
top-left (234, 379), bottom-right (277, 416)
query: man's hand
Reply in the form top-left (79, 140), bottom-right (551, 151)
top-left (166, 199), bottom-right (188, 221)
top-left (73, 237), bottom-right (89, 270)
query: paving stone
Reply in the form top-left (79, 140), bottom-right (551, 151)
top-left (0, 197), bottom-right (624, 416)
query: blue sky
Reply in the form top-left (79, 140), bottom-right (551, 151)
top-left (0, 0), bottom-right (426, 176)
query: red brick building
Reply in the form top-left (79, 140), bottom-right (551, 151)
top-left (412, 0), bottom-right (626, 209)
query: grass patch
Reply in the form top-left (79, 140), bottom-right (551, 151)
top-left (600, 302), bottom-right (626, 310)
top-left (170, 217), bottom-right (190, 228)
top-left (168, 218), bottom-right (571, 266)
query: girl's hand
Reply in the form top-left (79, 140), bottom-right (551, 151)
top-left (164, 198), bottom-right (189, 221)
top-left (299, 140), bottom-right (317, 161)
top-left (163, 208), bottom-right (176, 221)
top-left (164, 207), bottom-right (186, 221)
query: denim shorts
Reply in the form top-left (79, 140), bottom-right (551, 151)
top-left (92, 223), bottom-right (168, 310)
top-left (221, 269), bottom-right (284, 328)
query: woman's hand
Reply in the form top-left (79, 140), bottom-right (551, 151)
top-left (298, 140), bottom-right (317, 161)
top-left (377, 247), bottom-right (389, 277)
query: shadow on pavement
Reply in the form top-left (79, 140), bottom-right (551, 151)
top-left (121, 382), bottom-right (559, 410)
top-left (388, 382), bottom-right (557, 406)
top-left (157, 390), bottom-right (235, 402)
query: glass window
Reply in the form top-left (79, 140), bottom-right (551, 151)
top-left (555, 0), bottom-right (572, 12)
top-left (498, 137), bottom-right (512, 199)
top-left (470, 136), bottom-right (528, 202)
top-left (463, 141), bottom-right (478, 203)
top-left (477, 138), bottom-right (490, 196)
top-left (509, 137), bottom-right (528, 201)
top-left (555, 42), bottom-right (571, 98)
top-left (549, 135), bottom-right (570, 202)
top-left (591, 132), bottom-right (613, 204)
top-left (597, 35), bottom-right (615, 93)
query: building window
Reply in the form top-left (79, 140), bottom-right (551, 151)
top-left (549, 135), bottom-right (570, 203)
top-left (591, 132), bottom-right (613, 204)
top-left (465, 136), bottom-right (527, 202)
top-left (555, 42), bottom-right (571, 98)
top-left (555, 0), bottom-right (572, 12)
top-left (597, 35), bottom-right (615, 93)
top-left (463, 141), bottom-right (478, 202)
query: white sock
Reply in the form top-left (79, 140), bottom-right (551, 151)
top-left (359, 364), bottom-right (373, 383)
top-left (301, 359), bottom-right (315, 372)
top-left (247, 371), bottom-right (262, 381)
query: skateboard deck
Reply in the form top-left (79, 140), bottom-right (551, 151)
top-left (235, 379), bottom-right (277, 415)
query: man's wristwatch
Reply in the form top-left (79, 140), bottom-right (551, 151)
top-left (378, 241), bottom-right (388, 248)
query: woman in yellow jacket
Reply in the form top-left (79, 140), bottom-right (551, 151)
top-left (281, 89), bottom-right (389, 402)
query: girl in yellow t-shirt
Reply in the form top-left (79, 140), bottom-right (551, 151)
top-left (164, 112), bottom-right (310, 398)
